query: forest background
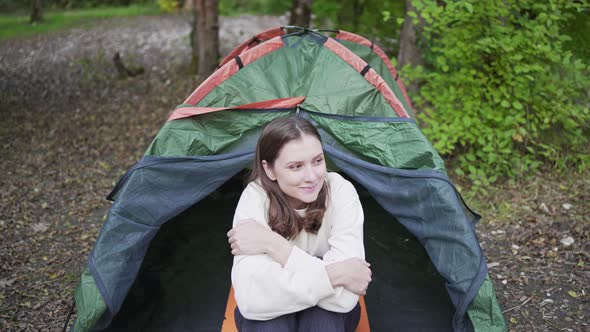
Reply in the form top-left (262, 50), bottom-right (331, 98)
top-left (0, 0), bottom-right (588, 331)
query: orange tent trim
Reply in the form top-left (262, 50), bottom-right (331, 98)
top-left (221, 286), bottom-right (370, 331)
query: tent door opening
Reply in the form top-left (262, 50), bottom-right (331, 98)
top-left (106, 173), bottom-right (455, 331)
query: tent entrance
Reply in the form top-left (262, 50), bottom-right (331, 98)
top-left (106, 174), bottom-right (454, 331)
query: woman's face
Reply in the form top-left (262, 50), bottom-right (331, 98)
top-left (262, 134), bottom-right (327, 209)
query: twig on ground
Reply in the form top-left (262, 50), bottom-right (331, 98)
top-left (544, 319), bottom-right (566, 331)
top-left (528, 319), bottom-right (536, 332)
top-left (502, 295), bottom-right (534, 314)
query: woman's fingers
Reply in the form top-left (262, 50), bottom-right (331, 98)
top-left (227, 218), bottom-right (253, 237)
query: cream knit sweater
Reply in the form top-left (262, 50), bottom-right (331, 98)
top-left (231, 172), bottom-right (365, 320)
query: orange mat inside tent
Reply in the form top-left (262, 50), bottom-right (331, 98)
top-left (221, 286), bottom-right (370, 331)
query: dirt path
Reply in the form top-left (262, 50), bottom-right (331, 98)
top-left (0, 14), bottom-right (286, 106)
top-left (0, 13), bottom-right (588, 332)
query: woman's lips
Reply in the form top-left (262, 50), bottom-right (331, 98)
top-left (301, 184), bottom-right (317, 192)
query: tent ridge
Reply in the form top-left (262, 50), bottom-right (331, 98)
top-left (335, 30), bottom-right (415, 113)
top-left (322, 38), bottom-right (409, 118)
top-left (183, 36), bottom-right (285, 105)
top-left (218, 27), bottom-right (285, 68)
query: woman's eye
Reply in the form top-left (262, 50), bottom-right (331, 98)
top-left (289, 164), bottom-right (302, 170)
top-left (314, 158), bottom-right (324, 164)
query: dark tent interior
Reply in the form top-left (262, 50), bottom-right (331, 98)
top-left (106, 172), bottom-right (455, 332)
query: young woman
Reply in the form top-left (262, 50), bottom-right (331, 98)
top-left (226, 116), bottom-right (372, 332)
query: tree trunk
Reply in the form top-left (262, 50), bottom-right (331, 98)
top-left (397, 0), bottom-right (425, 97)
top-left (30, 0), bottom-right (43, 24)
top-left (289, 0), bottom-right (313, 27)
top-left (191, 0), bottom-right (219, 76)
top-left (351, 0), bottom-right (365, 30)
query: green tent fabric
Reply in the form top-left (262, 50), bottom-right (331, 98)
top-left (69, 27), bottom-right (505, 332)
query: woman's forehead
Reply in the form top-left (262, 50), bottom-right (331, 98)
top-left (277, 135), bottom-right (323, 162)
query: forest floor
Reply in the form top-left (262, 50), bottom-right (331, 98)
top-left (0, 13), bottom-right (588, 332)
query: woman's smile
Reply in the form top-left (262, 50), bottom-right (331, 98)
top-left (301, 184), bottom-right (317, 191)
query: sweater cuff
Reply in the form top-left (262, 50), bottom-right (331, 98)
top-left (285, 246), bottom-right (335, 299)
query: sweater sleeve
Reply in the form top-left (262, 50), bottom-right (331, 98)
top-left (317, 173), bottom-right (366, 313)
top-left (230, 183), bottom-right (335, 320)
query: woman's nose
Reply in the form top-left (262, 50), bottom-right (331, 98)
top-left (302, 165), bottom-right (316, 181)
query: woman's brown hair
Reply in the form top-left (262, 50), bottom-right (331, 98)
top-left (249, 116), bottom-right (329, 239)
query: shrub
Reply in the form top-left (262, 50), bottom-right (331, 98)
top-left (157, 0), bottom-right (179, 13)
top-left (402, 0), bottom-right (590, 189)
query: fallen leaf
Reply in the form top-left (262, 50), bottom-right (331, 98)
top-left (539, 203), bottom-right (550, 214)
top-left (567, 290), bottom-right (578, 298)
top-left (560, 236), bottom-right (574, 246)
top-left (539, 299), bottom-right (553, 307)
top-left (98, 161), bottom-right (111, 170)
top-left (31, 222), bottom-right (49, 233)
top-left (0, 278), bottom-right (16, 288)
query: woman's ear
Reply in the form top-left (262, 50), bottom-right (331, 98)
top-left (261, 160), bottom-right (276, 181)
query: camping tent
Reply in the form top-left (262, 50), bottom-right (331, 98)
top-left (69, 27), bottom-right (506, 331)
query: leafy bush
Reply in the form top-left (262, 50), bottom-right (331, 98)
top-left (219, 0), bottom-right (290, 16)
top-left (312, 0), bottom-right (405, 53)
top-left (157, 0), bottom-right (179, 13)
top-left (562, 8), bottom-right (590, 61)
top-left (402, 0), bottom-right (590, 189)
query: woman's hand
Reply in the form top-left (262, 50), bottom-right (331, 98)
top-left (227, 219), bottom-right (272, 256)
top-left (326, 258), bottom-right (372, 295)
top-left (227, 219), bottom-right (293, 266)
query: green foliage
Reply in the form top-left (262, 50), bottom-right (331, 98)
top-left (0, 0), bottom-right (153, 12)
top-left (402, 0), bottom-right (590, 189)
top-left (219, 0), bottom-right (290, 16)
top-left (312, 0), bottom-right (405, 52)
top-left (157, 0), bottom-right (179, 13)
top-left (563, 8), bottom-right (590, 61)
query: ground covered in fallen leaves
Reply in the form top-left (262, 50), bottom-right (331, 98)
top-left (0, 13), bottom-right (588, 332)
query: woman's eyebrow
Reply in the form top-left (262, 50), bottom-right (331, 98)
top-left (286, 153), bottom-right (324, 164)
top-left (313, 153), bottom-right (324, 159)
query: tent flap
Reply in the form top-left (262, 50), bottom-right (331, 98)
top-left (323, 143), bottom-right (485, 330)
top-left (72, 267), bottom-right (107, 331)
top-left (83, 153), bottom-right (254, 329)
top-left (467, 275), bottom-right (507, 331)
